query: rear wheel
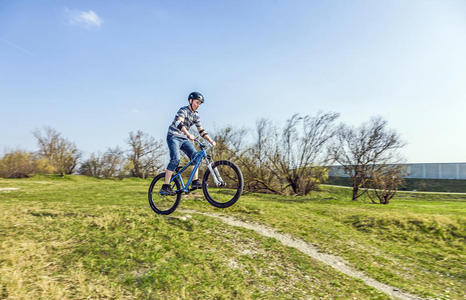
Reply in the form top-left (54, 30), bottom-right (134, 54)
top-left (202, 160), bottom-right (243, 208)
top-left (148, 173), bottom-right (181, 215)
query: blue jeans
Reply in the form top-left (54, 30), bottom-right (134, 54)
top-left (166, 134), bottom-right (197, 171)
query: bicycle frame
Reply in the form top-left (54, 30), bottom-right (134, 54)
top-left (169, 139), bottom-right (223, 194)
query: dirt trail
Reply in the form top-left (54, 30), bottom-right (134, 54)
top-left (0, 188), bottom-right (19, 191)
top-left (180, 209), bottom-right (423, 300)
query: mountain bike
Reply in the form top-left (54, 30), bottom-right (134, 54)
top-left (148, 138), bottom-right (244, 215)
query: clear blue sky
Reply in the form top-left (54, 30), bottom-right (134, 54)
top-left (1, 0), bottom-right (465, 163)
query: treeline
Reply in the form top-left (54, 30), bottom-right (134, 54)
top-left (0, 128), bottom-right (165, 180)
top-left (208, 113), bottom-right (405, 203)
top-left (0, 112), bottom-right (406, 203)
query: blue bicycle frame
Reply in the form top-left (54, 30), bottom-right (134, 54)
top-left (170, 140), bottom-right (208, 194)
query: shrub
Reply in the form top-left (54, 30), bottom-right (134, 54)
top-left (35, 157), bottom-right (56, 174)
top-left (0, 150), bottom-right (54, 178)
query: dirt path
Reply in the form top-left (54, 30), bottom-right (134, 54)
top-left (180, 209), bottom-right (423, 300)
top-left (0, 188), bottom-right (19, 191)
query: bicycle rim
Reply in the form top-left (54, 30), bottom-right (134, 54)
top-left (148, 173), bottom-right (181, 215)
top-left (202, 160), bottom-right (243, 208)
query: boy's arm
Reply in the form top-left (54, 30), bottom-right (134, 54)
top-left (197, 127), bottom-right (216, 147)
top-left (204, 134), bottom-right (216, 147)
top-left (175, 117), bottom-right (195, 140)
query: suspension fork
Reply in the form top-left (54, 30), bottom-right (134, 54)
top-left (205, 156), bottom-right (224, 186)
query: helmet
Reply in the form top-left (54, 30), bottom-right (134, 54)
top-left (188, 92), bottom-right (204, 103)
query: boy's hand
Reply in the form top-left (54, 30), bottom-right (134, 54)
top-left (210, 140), bottom-right (216, 147)
top-left (187, 134), bottom-right (195, 141)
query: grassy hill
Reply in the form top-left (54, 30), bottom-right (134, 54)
top-left (0, 175), bottom-right (464, 299)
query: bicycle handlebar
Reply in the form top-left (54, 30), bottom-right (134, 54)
top-left (194, 137), bottom-right (207, 149)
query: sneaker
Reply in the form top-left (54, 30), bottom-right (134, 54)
top-left (159, 184), bottom-right (175, 196)
top-left (191, 179), bottom-right (202, 189)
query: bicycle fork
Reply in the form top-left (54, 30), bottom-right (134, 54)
top-left (206, 158), bottom-right (224, 186)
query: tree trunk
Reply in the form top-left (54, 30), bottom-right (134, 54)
top-left (383, 195), bottom-right (390, 204)
top-left (352, 185), bottom-right (358, 201)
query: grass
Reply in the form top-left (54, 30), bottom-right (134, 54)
top-left (0, 175), bottom-right (465, 299)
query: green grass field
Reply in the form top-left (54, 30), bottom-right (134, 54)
top-left (0, 175), bottom-right (464, 299)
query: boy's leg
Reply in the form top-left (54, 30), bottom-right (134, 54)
top-left (193, 167), bottom-right (199, 181)
top-left (180, 140), bottom-right (200, 182)
top-left (164, 170), bottom-right (173, 184)
top-left (165, 135), bottom-right (181, 185)
top-left (160, 169), bottom-right (175, 195)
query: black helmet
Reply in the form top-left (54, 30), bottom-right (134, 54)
top-left (188, 92), bottom-right (204, 103)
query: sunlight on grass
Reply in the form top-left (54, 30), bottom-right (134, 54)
top-left (0, 175), bottom-right (464, 299)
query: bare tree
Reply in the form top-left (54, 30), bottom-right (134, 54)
top-left (79, 147), bottom-right (126, 178)
top-left (251, 119), bottom-right (275, 169)
top-left (79, 153), bottom-right (102, 177)
top-left (236, 113), bottom-right (338, 195)
top-left (330, 117), bottom-right (405, 201)
top-left (367, 165), bottom-right (406, 204)
top-left (33, 127), bottom-right (81, 176)
top-left (210, 126), bottom-right (248, 161)
top-left (101, 147), bottom-right (125, 178)
top-left (240, 119), bottom-right (282, 194)
top-left (127, 131), bottom-right (165, 178)
top-left (270, 112), bottom-right (339, 195)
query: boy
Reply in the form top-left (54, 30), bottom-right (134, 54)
top-left (160, 92), bottom-right (216, 195)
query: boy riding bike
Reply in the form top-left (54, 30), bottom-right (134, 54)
top-left (159, 92), bottom-right (216, 195)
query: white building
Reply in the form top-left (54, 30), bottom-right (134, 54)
top-left (328, 163), bottom-right (466, 180)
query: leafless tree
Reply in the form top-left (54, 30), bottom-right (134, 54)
top-left (367, 165), bottom-right (406, 204)
top-left (127, 130), bottom-right (165, 178)
top-left (101, 147), bottom-right (125, 178)
top-left (251, 119), bottom-right (275, 169)
top-left (79, 153), bottom-right (102, 177)
top-left (270, 112), bottom-right (339, 195)
top-left (240, 119), bottom-right (282, 194)
top-left (329, 117), bottom-right (405, 201)
top-left (239, 113), bottom-right (338, 195)
top-left (33, 127), bottom-right (81, 176)
top-left (210, 126), bottom-right (248, 161)
top-left (80, 147), bottom-right (126, 178)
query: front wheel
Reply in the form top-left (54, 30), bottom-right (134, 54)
top-left (202, 160), bottom-right (243, 208)
top-left (148, 172), bottom-right (182, 215)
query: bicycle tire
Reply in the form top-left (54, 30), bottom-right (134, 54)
top-left (202, 160), bottom-right (243, 208)
top-left (148, 172), bottom-right (182, 215)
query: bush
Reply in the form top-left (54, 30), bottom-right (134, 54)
top-left (0, 151), bottom-right (35, 178)
top-left (35, 158), bottom-right (56, 174)
top-left (0, 150), bottom-right (54, 178)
